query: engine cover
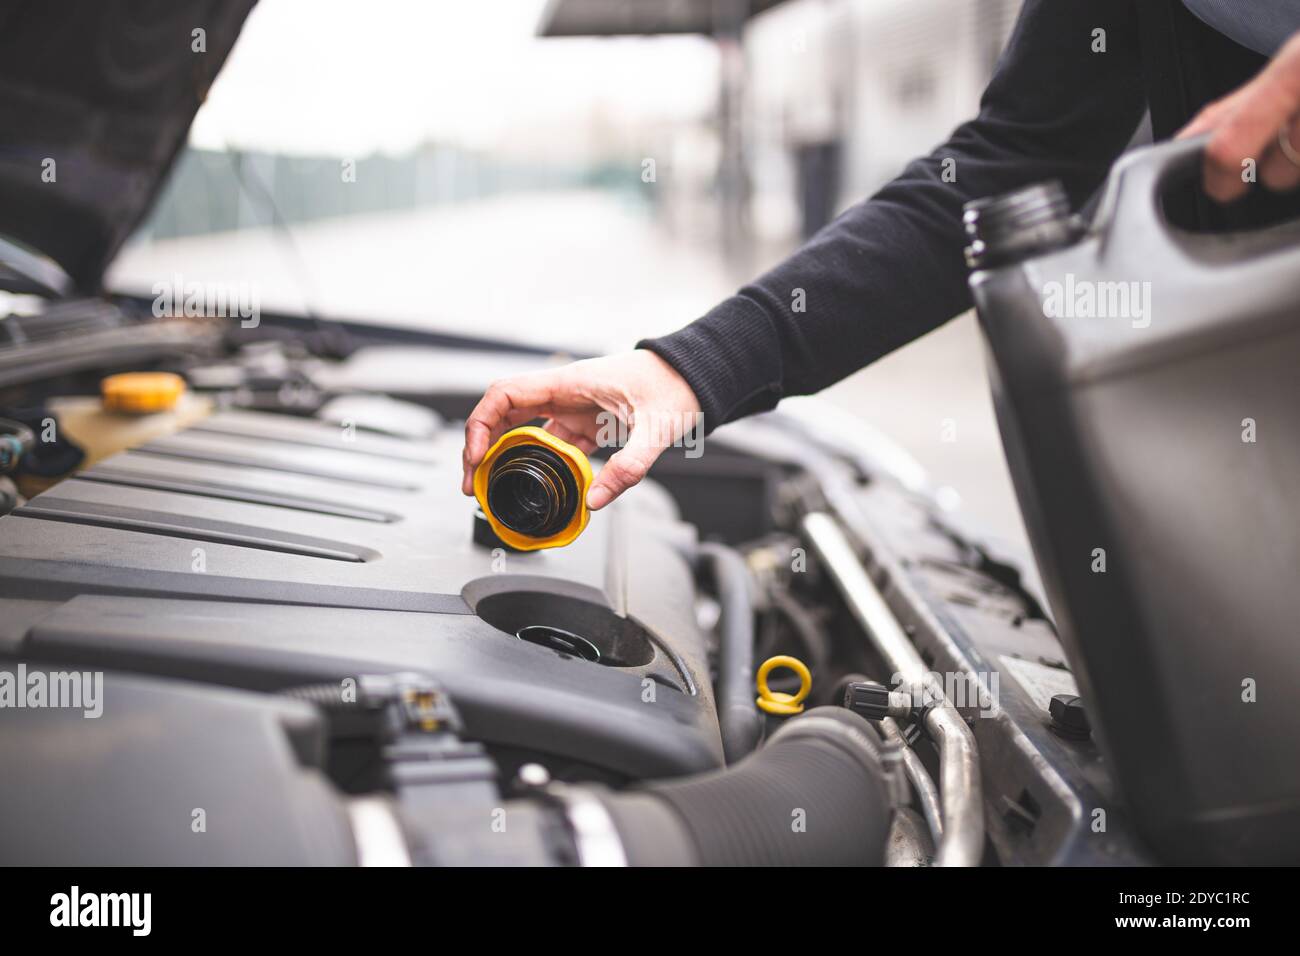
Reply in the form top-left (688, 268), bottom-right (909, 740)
top-left (0, 408), bottom-right (724, 779)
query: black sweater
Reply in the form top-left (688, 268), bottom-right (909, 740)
top-left (638, 0), bottom-right (1288, 432)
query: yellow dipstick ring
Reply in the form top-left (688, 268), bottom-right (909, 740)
top-left (756, 654), bottom-right (812, 716)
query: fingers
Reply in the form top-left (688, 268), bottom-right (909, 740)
top-left (1178, 90), bottom-right (1245, 140)
top-left (461, 374), bottom-right (561, 495)
top-left (462, 405), bottom-right (543, 494)
top-left (586, 424), bottom-right (663, 511)
top-left (543, 417), bottom-right (599, 455)
top-left (460, 351), bottom-right (692, 510)
top-left (1199, 36), bottom-right (1300, 201)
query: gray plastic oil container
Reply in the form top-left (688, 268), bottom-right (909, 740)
top-left (967, 136), bottom-right (1300, 864)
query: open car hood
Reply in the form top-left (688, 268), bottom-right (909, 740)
top-left (0, 0), bottom-right (255, 293)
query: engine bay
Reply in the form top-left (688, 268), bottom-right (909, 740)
top-left (0, 301), bottom-right (1151, 866)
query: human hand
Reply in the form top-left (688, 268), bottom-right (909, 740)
top-left (462, 350), bottom-right (702, 511)
top-left (1179, 32), bottom-right (1300, 202)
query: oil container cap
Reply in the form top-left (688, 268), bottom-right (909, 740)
top-left (101, 372), bottom-right (187, 413)
top-left (963, 180), bottom-right (1082, 270)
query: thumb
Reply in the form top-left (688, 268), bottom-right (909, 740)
top-left (586, 423), bottom-right (664, 511)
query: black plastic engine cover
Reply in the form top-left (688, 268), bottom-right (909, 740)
top-left (0, 668), bottom-right (353, 865)
top-left (0, 408), bottom-right (724, 779)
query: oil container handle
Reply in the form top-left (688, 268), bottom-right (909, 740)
top-left (1090, 134), bottom-right (1210, 265)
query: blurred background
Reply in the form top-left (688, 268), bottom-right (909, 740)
top-left (109, 0), bottom-right (1029, 550)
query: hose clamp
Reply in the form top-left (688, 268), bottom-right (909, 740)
top-left (549, 784), bottom-right (628, 868)
top-left (347, 797), bottom-right (413, 867)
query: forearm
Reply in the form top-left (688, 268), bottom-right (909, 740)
top-left (640, 0), bottom-right (1148, 431)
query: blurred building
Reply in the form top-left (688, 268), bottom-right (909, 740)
top-left (139, 1), bottom-right (1025, 268)
top-left (541, 0), bottom-right (1023, 256)
top-left (744, 0), bottom-right (1022, 244)
top-left (139, 145), bottom-right (622, 242)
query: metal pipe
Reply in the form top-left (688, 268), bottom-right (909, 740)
top-left (925, 706), bottom-right (984, 866)
top-left (881, 716), bottom-right (943, 842)
top-left (886, 808), bottom-right (935, 867)
top-left (801, 511), bottom-right (985, 867)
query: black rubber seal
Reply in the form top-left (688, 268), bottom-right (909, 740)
top-left (486, 443), bottom-right (579, 538)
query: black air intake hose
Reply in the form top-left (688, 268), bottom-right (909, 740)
top-left (596, 707), bottom-right (893, 866)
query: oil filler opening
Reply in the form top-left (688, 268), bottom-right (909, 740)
top-left (516, 625), bottom-right (601, 662)
top-left (475, 590), bottom-right (655, 668)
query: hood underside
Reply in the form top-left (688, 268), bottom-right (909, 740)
top-left (0, 0), bottom-right (255, 293)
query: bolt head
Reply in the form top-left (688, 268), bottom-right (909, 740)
top-left (1049, 693), bottom-right (1091, 738)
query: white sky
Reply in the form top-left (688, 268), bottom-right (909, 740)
top-left (190, 0), bottom-right (720, 157)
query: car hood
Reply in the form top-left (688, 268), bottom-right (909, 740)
top-left (0, 0), bottom-right (256, 293)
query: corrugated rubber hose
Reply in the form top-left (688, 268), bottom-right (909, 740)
top-left (596, 707), bottom-right (893, 866)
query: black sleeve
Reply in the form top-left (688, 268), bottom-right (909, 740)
top-left (637, 0), bottom-right (1149, 432)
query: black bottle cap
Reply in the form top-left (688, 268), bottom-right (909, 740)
top-left (963, 180), bottom-right (1082, 270)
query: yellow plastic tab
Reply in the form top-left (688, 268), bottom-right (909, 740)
top-left (474, 425), bottom-right (593, 551)
top-left (756, 654), bottom-right (812, 716)
top-left (101, 372), bottom-right (187, 413)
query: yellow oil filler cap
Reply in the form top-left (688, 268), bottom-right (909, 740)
top-left (756, 655), bottom-right (812, 715)
top-left (474, 425), bottom-right (593, 551)
top-left (101, 372), bottom-right (187, 413)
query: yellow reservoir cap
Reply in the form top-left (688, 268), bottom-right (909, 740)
top-left (101, 372), bottom-right (187, 413)
top-left (756, 655), bottom-right (812, 716)
top-left (474, 425), bottom-right (593, 552)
